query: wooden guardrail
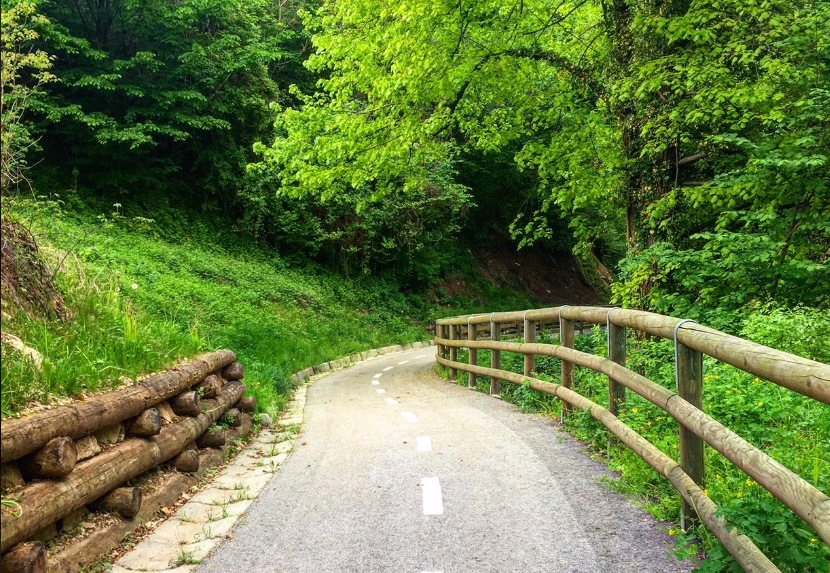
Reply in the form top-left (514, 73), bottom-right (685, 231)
top-left (435, 306), bottom-right (830, 573)
top-left (0, 350), bottom-right (258, 571)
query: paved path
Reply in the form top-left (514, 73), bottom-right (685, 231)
top-left (116, 346), bottom-right (694, 573)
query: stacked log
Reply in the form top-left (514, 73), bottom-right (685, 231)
top-left (0, 349), bottom-right (262, 571)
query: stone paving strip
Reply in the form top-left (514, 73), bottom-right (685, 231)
top-left (109, 385), bottom-right (309, 573)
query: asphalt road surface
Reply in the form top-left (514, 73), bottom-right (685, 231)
top-left (197, 346), bottom-right (695, 573)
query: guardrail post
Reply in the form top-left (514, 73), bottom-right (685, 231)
top-left (676, 321), bottom-right (704, 528)
top-left (449, 324), bottom-right (458, 380)
top-left (436, 323), bottom-right (444, 365)
top-left (607, 310), bottom-right (626, 416)
top-left (490, 317), bottom-right (501, 396)
top-left (560, 310), bottom-right (574, 418)
top-left (468, 319), bottom-right (478, 388)
top-left (524, 313), bottom-right (536, 377)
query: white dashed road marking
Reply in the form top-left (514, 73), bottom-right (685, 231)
top-left (415, 354), bottom-right (427, 359)
top-left (383, 366), bottom-right (394, 371)
top-left (376, 389), bottom-right (386, 394)
top-left (371, 380), bottom-right (380, 385)
top-left (384, 398), bottom-right (398, 406)
top-left (373, 373), bottom-right (383, 379)
top-left (416, 436), bottom-right (432, 452)
top-left (402, 412), bottom-right (419, 424)
top-left (397, 360), bottom-right (410, 365)
top-left (421, 477), bottom-right (444, 515)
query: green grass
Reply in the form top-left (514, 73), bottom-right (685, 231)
top-left (444, 328), bottom-right (830, 573)
top-left (1, 195), bottom-right (436, 417)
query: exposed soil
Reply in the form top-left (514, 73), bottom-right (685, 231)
top-left (0, 217), bottom-right (67, 321)
top-left (440, 238), bottom-right (605, 306)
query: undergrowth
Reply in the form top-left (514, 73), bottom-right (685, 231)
top-left (444, 325), bottom-right (829, 573)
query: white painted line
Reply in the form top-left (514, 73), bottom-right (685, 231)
top-left (416, 354), bottom-right (427, 359)
top-left (402, 411), bottom-right (419, 423)
top-left (416, 436), bottom-right (432, 452)
top-left (397, 360), bottom-right (410, 365)
top-left (373, 373), bottom-right (383, 379)
top-left (421, 477), bottom-right (444, 515)
top-left (383, 366), bottom-right (394, 371)
top-left (376, 389), bottom-right (386, 394)
top-left (371, 380), bottom-right (380, 385)
top-left (385, 398), bottom-right (398, 405)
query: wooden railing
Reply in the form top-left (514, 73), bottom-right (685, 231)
top-left (435, 306), bottom-right (830, 573)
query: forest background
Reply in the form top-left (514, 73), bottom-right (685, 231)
top-left (1, 1), bottom-right (828, 572)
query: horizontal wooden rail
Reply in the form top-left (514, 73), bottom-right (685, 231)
top-left (439, 308), bottom-right (829, 403)
top-left (436, 354), bottom-right (780, 573)
top-left (435, 305), bottom-right (830, 573)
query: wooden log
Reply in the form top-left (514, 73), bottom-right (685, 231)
top-left (1, 541), bottom-right (46, 573)
top-left (222, 362), bottom-right (245, 381)
top-left (1, 464), bottom-right (25, 492)
top-left (523, 317), bottom-right (536, 376)
top-left (678, 340), bottom-right (705, 527)
top-left (93, 423), bottom-right (124, 446)
top-left (607, 321), bottom-right (627, 416)
top-left (0, 350), bottom-right (236, 464)
top-left (559, 317), bottom-right (575, 417)
top-left (169, 391), bottom-right (201, 417)
top-left (172, 449), bottom-right (200, 473)
top-left (0, 381), bottom-right (246, 553)
top-left (222, 408), bottom-right (243, 428)
top-left (196, 428), bottom-right (227, 449)
top-left (198, 374), bottom-right (224, 399)
top-left (227, 414), bottom-right (253, 442)
top-left (468, 321), bottom-right (477, 388)
top-left (22, 437), bottom-right (77, 479)
top-left (156, 401), bottom-right (175, 423)
top-left (448, 325), bottom-right (457, 380)
top-left (490, 320), bottom-right (502, 396)
top-left (126, 409), bottom-right (161, 437)
top-left (236, 396), bottom-right (256, 413)
top-left (96, 487), bottom-right (141, 519)
top-left (72, 436), bottom-right (100, 462)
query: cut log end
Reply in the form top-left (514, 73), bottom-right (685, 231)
top-left (172, 450), bottom-right (200, 473)
top-left (222, 362), bottom-right (245, 381)
top-left (198, 374), bottom-right (224, 399)
top-left (196, 428), bottom-right (227, 449)
top-left (22, 437), bottom-right (77, 480)
top-left (169, 391), bottom-right (201, 417)
top-left (97, 487), bottom-right (142, 519)
top-left (236, 396), bottom-right (256, 413)
top-left (127, 409), bottom-right (162, 437)
top-left (1, 541), bottom-right (47, 573)
top-left (222, 408), bottom-right (243, 428)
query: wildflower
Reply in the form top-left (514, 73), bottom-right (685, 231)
top-left (131, 283), bottom-right (139, 290)
top-left (757, 401), bottom-right (763, 407)
top-left (668, 529), bottom-right (676, 536)
top-left (746, 479), bottom-right (756, 487)
top-left (736, 492), bottom-right (743, 498)
top-left (631, 408), bottom-right (639, 414)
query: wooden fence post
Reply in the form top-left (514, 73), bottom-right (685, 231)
top-left (449, 324), bottom-right (458, 380)
top-left (524, 313), bottom-right (536, 377)
top-left (560, 309), bottom-right (575, 418)
top-left (468, 319), bottom-right (478, 388)
top-left (607, 309), bottom-right (627, 416)
top-left (677, 320), bottom-right (704, 528)
top-left (491, 317), bottom-right (501, 396)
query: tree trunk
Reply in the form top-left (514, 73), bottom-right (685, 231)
top-left (126, 409), bottom-right (161, 437)
top-left (96, 487), bottom-right (142, 519)
top-left (0, 381), bottom-right (245, 553)
top-left (21, 438), bottom-right (77, 480)
top-left (0, 350), bottom-right (236, 464)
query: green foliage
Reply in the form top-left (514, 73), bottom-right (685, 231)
top-left (1, 1), bottom-right (56, 193)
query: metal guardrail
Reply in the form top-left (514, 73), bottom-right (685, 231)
top-left (435, 306), bottom-right (830, 573)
